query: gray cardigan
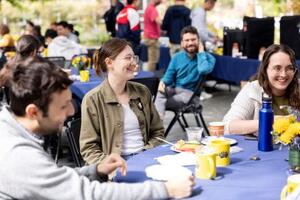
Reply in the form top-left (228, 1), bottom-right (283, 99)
top-left (0, 107), bottom-right (168, 200)
top-left (223, 80), bottom-right (263, 133)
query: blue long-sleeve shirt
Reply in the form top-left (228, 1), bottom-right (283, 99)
top-left (162, 51), bottom-right (215, 91)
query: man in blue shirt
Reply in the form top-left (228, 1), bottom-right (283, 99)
top-left (155, 26), bottom-right (215, 119)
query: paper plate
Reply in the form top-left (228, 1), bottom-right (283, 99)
top-left (145, 164), bottom-right (192, 181)
top-left (170, 141), bottom-right (201, 153)
top-left (201, 136), bottom-right (238, 146)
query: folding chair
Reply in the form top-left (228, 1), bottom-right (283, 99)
top-left (131, 76), bottom-right (160, 101)
top-left (164, 76), bottom-right (209, 137)
top-left (65, 118), bottom-right (83, 167)
top-left (45, 56), bottom-right (67, 68)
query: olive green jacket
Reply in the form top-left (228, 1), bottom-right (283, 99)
top-left (80, 79), bottom-right (164, 164)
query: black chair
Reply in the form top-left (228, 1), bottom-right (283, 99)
top-left (65, 118), bottom-right (83, 167)
top-left (45, 56), bottom-right (67, 68)
top-left (131, 76), bottom-right (160, 101)
top-left (164, 76), bottom-right (209, 137)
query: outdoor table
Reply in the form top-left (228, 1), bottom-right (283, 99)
top-left (115, 135), bottom-right (289, 200)
top-left (70, 69), bottom-right (155, 101)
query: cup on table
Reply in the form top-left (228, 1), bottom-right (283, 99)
top-left (185, 127), bottom-right (203, 142)
top-left (195, 146), bottom-right (217, 179)
top-left (208, 122), bottom-right (225, 136)
top-left (281, 174), bottom-right (300, 200)
top-left (208, 138), bottom-right (230, 167)
top-left (79, 70), bottom-right (90, 82)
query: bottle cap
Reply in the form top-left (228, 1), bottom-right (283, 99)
top-left (262, 92), bottom-right (272, 102)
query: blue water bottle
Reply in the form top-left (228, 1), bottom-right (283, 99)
top-left (258, 93), bottom-right (274, 151)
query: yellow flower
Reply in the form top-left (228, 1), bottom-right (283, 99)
top-left (273, 118), bottom-right (291, 134)
top-left (279, 122), bottom-right (300, 145)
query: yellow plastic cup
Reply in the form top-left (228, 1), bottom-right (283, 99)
top-left (209, 139), bottom-right (230, 167)
top-left (195, 147), bottom-right (217, 179)
top-left (281, 174), bottom-right (300, 200)
top-left (79, 70), bottom-right (89, 82)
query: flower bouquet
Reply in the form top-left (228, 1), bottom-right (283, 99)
top-left (273, 115), bottom-right (300, 172)
top-left (71, 55), bottom-right (91, 82)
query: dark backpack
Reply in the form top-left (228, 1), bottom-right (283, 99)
top-left (103, 2), bottom-right (124, 37)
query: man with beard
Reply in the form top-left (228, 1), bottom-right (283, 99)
top-left (0, 57), bottom-right (195, 199)
top-left (155, 26), bottom-right (215, 119)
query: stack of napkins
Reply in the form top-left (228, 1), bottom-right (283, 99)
top-left (145, 164), bottom-right (192, 181)
top-left (155, 152), bottom-right (196, 166)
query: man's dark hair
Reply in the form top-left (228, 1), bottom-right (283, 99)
top-left (45, 29), bottom-right (57, 39)
top-left (205, 0), bottom-right (217, 2)
top-left (57, 21), bottom-right (69, 28)
top-left (127, 0), bottom-right (134, 5)
top-left (180, 26), bottom-right (199, 41)
top-left (9, 56), bottom-right (73, 117)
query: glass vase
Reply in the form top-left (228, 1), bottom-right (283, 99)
top-left (289, 148), bottom-right (300, 173)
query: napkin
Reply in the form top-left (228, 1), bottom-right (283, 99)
top-left (155, 152), bottom-right (196, 166)
top-left (230, 146), bottom-right (243, 154)
top-left (145, 164), bottom-right (192, 181)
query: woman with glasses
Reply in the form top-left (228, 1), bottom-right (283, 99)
top-left (80, 38), bottom-right (164, 164)
top-left (223, 44), bottom-right (300, 135)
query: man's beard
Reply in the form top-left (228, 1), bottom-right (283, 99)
top-left (184, 44), bottom-right (199, 55)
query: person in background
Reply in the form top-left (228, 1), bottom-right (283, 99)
top-left (32, 25), bottom-right (45, 52)
top-left (161, 0), bottom-right (191, 55)
top-left (104, 0), bottom-right (124, 37)
top-left (116, 0), bottom-right (141, 55)
top-left (50, 21), bottom-right (58, 31)
top-left (67, 23), bottom-right (80, 41)
top-left (155, 26), bottom-right (215, 119)
top-left (42, 29), bottom-right (58, 57)
top-left (223, 44), bottom-right (300, 135)
top-left (80, 38), bottom-right (164, 164)
top-left (191, 0), bottom-right (219, 47)
top-left (0, 24), bottom-right (15, 52)
top-left (143, 0), bottom-right (162, 72)
top-left (0, 35), bottom-right (39, 88)
top-left (23, 20), bottom-right (35, 35)
top-left (47, 32), bottom-right (86, 60)
top-left (56, 21), bottom-right (79, 43)
top-left (0, 56), bottom-right (194, 199)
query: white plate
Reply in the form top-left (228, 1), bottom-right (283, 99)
top-left (170, 143), bottom-right (201, 153)
top-left (201, 136), bottom-right (238, 146)
top-left (145, 164), bottom-right (192, 181)
top-left (170, 145), bottom-right (183, 153)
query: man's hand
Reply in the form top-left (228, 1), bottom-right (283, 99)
top-left (164, 175), bottom-right (195, 199)
top-left (97, 153), bottom-right (127, 176)
top-left (158, 81), bottom-right (165, 93)
top-left (198, 41), bottom-right (204, 53)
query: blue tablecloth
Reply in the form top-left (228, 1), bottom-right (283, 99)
top-left (140, 45), bottom-right (300, 85)
top-left (70, 70), bottom-right (155, 101)
top-left (115, 135), bottom-right (289, 200)
top-left (210, 55), bottom-right (260, 85)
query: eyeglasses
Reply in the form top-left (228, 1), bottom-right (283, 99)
top-left (122, 55), bottom-right (139, 64)
top-left (269, 65), bottom-right (297, 75)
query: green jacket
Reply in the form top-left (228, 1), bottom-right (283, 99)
top-left (80, 79), bottom-right (164, 164)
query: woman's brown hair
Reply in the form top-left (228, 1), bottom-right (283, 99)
top-left (93, 38), bottom-right (130, 75)
top-left (257, 44), bottom-right (300, 109)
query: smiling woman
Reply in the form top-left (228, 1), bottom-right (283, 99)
top-left (223, 44), bottom-right (300, 135)
top-left (80, 38), bottom-right (164, 164)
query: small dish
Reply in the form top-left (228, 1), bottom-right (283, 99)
top-left (201, 136), bottom-right (238, 146)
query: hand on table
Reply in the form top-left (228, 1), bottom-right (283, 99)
top-left (97, 153), bottom-right (127, 176)
top-left (158, 81), bottom-right (165, 93)
top-left (164, 175), bottom-right (195, 199)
